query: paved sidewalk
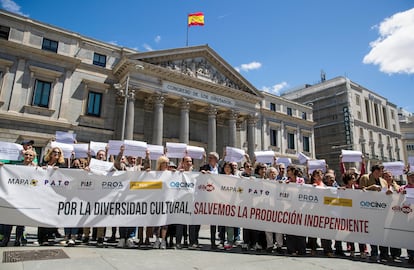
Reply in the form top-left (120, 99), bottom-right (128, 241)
top-left (0, 226), bottom-right (412, 270)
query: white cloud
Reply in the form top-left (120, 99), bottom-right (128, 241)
top-left (262, 82), bottom-right (289, 95)
top-left (0, 0), bottom-right (28, 16)
top-left (154, 35), bottom-right (161, 43)
top-left (235, 61), bottom-right (262, 72)
top-left (363, 8), bottom-right (414, 74)
top-left (143, 43), bottom-right (153, 51)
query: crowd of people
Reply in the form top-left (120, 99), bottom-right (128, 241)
top-left (0, 139), bottom-right (413, 265)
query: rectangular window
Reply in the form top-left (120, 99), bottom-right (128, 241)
top-left (374, 103), bottom-right (380, 126)
top-left (270, 102), bottom-right (276, 112)
top-left (87, 91), bottom-right (102, 116)
top-left (0, 25), bottom-right (10, 40)
top-left (270, 129), bottom-right (277, 146)
top-left (303, 136), bottom-right (310, 152)
top-left (288, 133), bottom-right (295, 149)
top-left (93, 53), bottom-right (107, 67)
top-left (365, 99), bottom-right (371, 123)
top-left (355, 94), bottom-right (360, 106)
top-left (382, 107), bottom-right (388, 129)
top-left (287, 107), bottom-right (292, 116)
top-left (42, 38), bottom-right (58, 53)
top-left (391, 110), bottom-right (395, 120)
top-left (33, 80), bottom-right (51, 107)
top-left (302, 112), bottom-right (307, 120)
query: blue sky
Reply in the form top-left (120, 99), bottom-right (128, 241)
top-left (2, 0), bottom-right (414, 111)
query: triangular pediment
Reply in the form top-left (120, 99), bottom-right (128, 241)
top-left (127, 45), bottom-right (263, 98)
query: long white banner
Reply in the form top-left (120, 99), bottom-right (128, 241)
top-left (0, 165), bottom-right (413, 249)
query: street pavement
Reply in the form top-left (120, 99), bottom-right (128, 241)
top-left (0, 226), bottom-right (412, 270)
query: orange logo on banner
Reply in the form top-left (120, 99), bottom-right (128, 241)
top-left (130, 181), bottom-right (162, 190)
top-left (324, 197), bottom-right (352, 207)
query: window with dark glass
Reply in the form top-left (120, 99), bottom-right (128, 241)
top-left (93, 53), bottom-right (106, 67)
top-left (302, 112), bottom-right (307, 120)
top-left (287, 107), bottom-right (292, 116)
top-left (33, 80), bottom-right (51, 107)
top-left (270, 129), bottom-right (277, 146)
top-left (270, 102), bottom-right (276, 112)
top-left (303, 136), bottom-right (310, 152)
top-left (0, 25), bottom-right (10, 40)
top-left (87, 91), bottom-right (102, 116)
top-left (288, 133), bottom-right (295, 149)
top-left (42, 38), bottom-right (58, 53)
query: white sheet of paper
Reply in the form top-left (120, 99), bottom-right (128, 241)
top-left (124, 140), bottom-right (147, 157)
top-left (107, 140), bottom-right (124, 156)
top-left (147, 144), bottom-right (165, 160)
top-left (276, 157), bottom-right (292, 168)
top-left (0, 141), bottom-right (23, 161)
top-left (308, 159), bottom-right (327, 173)
top-left (72, 144), bottom-right (89, 158)
top-left (254, 151), bottom-right (274, 164)
top-left (88, 158), bottom-right (114, 175)
top-left (224, 146), bottom-right (245, 163)
top-left (383, 161), bottom-right (406, 176)
top-left (51, 141), bottom-right (74, 159)
top-left (55, 131), bottom-right (76, 144)
top-left (408, 156), bottom-right (414, 171)
top-left (341, 150), bottom-right (362, 162)
top-left (166, 142), bottom-right (187, 158)
top-left (186, 145), bottom-right (205, 160)
top-left (297, 152), bottom-right (310, 164)
top-left (90, 141), bottom-right (107, 156)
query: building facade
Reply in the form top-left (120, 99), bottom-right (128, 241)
top-left (282, 76), bottom-right (403, 175)
top-left (0, 10), bottom-right (314, 165)
top-left (399, 108), bottom-right (414, 169)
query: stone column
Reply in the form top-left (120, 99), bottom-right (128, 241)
top-left (228, 110), bottom-right (238, 147)
top-left (179, 98), bottom-right (191, 144)
top-left (125, 89), bottom-right (136, 140)
top-left (247, 114), bottom-right (258, 161)
top-left (207, 105), bottom-right (217, 153)
top-left (143, 97), bottom-right (153, 143)
top-left (296, 127), bottom-right (301, 153)
top-left (152, 93), bottom-right (165, 145)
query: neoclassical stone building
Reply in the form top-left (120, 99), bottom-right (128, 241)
top-left (0, 10), bottom-right (314, 164)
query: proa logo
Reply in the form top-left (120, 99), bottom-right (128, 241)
top-left (8, 178), bottom-right (38, 186)
top-left (102, 181), bottom-right (124, 189)
top-left (298, 194), bottom-right (318, 203)
top-left (198, 183), bottom-right (215, 192)
top-left (221, 186), bottom-right (243, 193)
top-left (44, 179), bottom-right (70, 187)
top-left (392, 205), bottom-right (413, 214)
top-left (248, 188), bottom-right (270, 196)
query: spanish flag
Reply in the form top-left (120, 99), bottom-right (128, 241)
top-left (188, 12), bottom-right (205, 27)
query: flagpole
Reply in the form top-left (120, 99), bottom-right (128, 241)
top-left (186, 24), bottom-right (189, 47)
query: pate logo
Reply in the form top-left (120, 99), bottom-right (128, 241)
top-left (168, 181), bottom-right (195, 190)
top-left (392, 205), bottom-right (413, 214)
top-left (221, 185), bottom-right (243, 193)
top-left (360, 200), bottom-right (387, 210)
top-left (298, 194), bottom-right (319, 203)
top-left (102, 181), bottom-right (124, 189)
top-left (324, 197), bottom-right (352, 207)
top-left (277, 191), bottom-right (291, 200)
top-left (198, 183), bottom-right (215, 192)
top-left (44, 179), bottom-right (70, 187)
top-left (130, 181), bottom-right (162, 190)
top-left (7, 178), bottom-right (38, 186)
top-left (248, 188), bottom-right (270, 196)
top-left (78, 180), bottom-right (95, 190)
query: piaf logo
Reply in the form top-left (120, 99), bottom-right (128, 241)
top-left (198, 183), bottom-right (215, 192)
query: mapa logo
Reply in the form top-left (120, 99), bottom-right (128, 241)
top-left (198, 183), bottom-right (215, 192)
top-left (8, 178), bottom-right (38, 186)
top-left (221, 186), bottom-right (243, 193)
